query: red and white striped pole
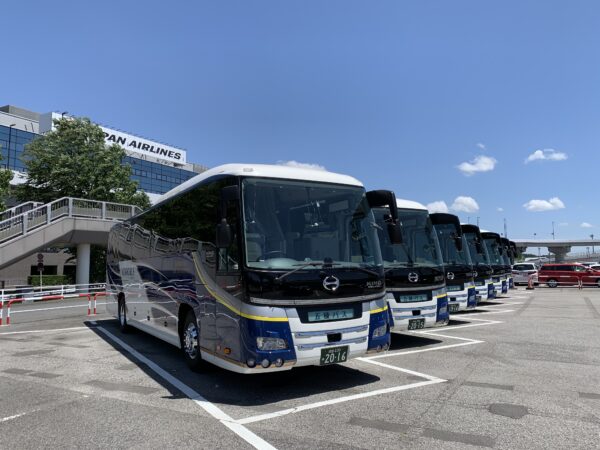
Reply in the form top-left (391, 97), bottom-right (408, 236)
top-left (87, 295), bottom-right (91, 316)
top-left (0, 299), bottom-right (3, 326)
top-left (93, 293), bottom-right (97, 316)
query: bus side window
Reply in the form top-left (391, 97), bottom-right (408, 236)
top-left (218, 197), bottom-right (240, 273)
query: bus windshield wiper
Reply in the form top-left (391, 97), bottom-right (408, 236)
top-left (275, 261), bottom-right (342, 281)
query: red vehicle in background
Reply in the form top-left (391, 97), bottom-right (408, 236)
top-left (538, 263), bottom-right (600, 288)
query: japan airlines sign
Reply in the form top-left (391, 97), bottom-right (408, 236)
top-left (100, 127), bottom-right (186, 164)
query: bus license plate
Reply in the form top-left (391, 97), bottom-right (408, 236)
top-left (408, 318), bottom-right (425, 330)
top-left (449, 304), bottom-right (459, 313)
top-left (320, 346), bottom-right (349, 365)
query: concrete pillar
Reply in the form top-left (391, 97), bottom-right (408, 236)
top-left (76, 243), bottom-right (91, 286)
top-left (548, 246), bottom-right (571, 263)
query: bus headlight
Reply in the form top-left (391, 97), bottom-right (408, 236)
top-left (372, 324), bottom-right (387, 338)
top-left (256, 337), bottom-right (288, 350)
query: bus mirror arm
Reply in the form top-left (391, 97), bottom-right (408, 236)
top-left (454, 235), bottom-right (463, 252)
top-left (387, 222), bottom-right (403, 245)
top-left (216, 219), bottom-right (232, 248)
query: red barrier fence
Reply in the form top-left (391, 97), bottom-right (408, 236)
top-left (1, 292), bottom-right (106, 326)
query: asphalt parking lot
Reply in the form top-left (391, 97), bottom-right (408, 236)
top-left (1, 288), bottom-right (600, 449)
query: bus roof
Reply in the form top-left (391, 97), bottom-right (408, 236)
top-left (396, 198), bottom-right (427, 210)
top-left (158, 163), bottom-right (363, 205)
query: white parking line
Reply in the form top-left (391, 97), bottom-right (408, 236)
top-left (96, 326), bottom-right (276, 450)
top-left (10, 302), bottom-right (108, 314)
top-left (0, 326), bottom-right (91, 335)
top-left (0, 411), bottom-right (33, 423)
top-left (364, 340), bottom-right (482, 360)
top-left (355, 358), bottom-right (447, 382)
top-left (235, 378), bottom-right (445, 425)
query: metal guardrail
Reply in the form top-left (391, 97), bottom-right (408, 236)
top-left (0, 197), bottom-right (141, 246)
top-left (0, 201), bottom-right (44, 222)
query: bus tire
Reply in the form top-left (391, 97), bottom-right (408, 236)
top-left (118, 297), bottom-right (129, 333)
top-left (181, 310), bottom-right (207, 372)
top-left (547, 279), bottom-right (558, 288)
top-left (596, 279), bottom-right (600, 288)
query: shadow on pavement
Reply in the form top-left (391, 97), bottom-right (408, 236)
top-left (389, 332), bottom-right (443, 350)
top-left (86, 319), bottom-right (382, 408)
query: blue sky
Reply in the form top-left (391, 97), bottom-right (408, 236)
top-left (3, 1), bottom-right (600, 245)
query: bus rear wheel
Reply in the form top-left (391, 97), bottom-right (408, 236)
top-left (118, 297), bottom-right (129, 333)
top-left (181, 310), bottom-right (207, 372)
top-left (547, 279), bottom-right (558, 288)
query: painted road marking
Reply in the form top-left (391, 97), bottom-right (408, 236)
top-left (0, 326), bottom-right (91, 335)
top-left (235, 378), bottom-right (445, 425)
top-left (0, 411), bottom-right (36, 423)
top-left (9, 302), bottom-right (108, 314)
top-left (96, 326), bottom-right (276, 450)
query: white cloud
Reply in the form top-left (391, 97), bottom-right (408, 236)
top-left (581, 222), bottom-right (594, 228)
top-left (451, 196), bottom-right (480, 213)
top-left (457, 155), bottom-right (497, 176)
top-left (525, 149), bottom-right (568, 163)
top-left (476, 142), bottom-right (486, 150)
top-left (277, 160), bottom-right (326, 171)
top-left (523, 197), bottom-right (565, 212)
top-left (497, 207), bottom-right (504, 212)
top-left (426, 201), bottom-right (449, 213)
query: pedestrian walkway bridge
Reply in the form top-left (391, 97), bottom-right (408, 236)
top-left (0, 198), bottom-right (140, 282)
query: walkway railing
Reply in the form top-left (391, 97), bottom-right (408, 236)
top-left (0, 197), bottom-right (141, 246)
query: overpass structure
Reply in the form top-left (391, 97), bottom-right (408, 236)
top-left (0, 198), bottom-right (140, 285)
top-left (512, 239), bottom-right (600, 262)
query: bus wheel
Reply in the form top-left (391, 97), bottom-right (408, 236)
top-left (118, 298), bottom-right (129, 333)
top-left (547, 279), bottom-right (558, 288)
top-left (596, 279), bottom-right (600, 288)
top-left (182, 310), bottom-right (206, 371)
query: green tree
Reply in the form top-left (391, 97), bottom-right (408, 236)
top-left (0, 147), bottom-right (12, 212)
top-left (17, 117), bottom-right (152, 283)
top-left (17, 117), bottom-right (150, 208)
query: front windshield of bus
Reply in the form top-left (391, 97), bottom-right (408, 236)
top-left (435, 223), bottom-right (472, 266)
top-left (464, 231), bottom-right (490, 266)
top-left (242, 178), bottom-right (382, 270)
top-left (374, 208), bottom-right (443, 268)
top-left (483, 237), bottom-right (503, 265)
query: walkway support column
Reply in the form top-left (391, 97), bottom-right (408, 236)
top-left (76, 243), bottom-right (91, 286)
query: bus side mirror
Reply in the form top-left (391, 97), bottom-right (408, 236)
top-left (387, 222), bottom-right (403, 244)
top-left (216, 219), bottom-right (232, 248)
top-left (366, 190), bottom-right (398, 223)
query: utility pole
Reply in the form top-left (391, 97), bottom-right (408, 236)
top-left (591, 234), bottom-right (595, 254)
top-left (477, 216), bottom-right (480, 227)
top-left (551, 221), bottom-right (555, 240)
top-left (504, 218), bottom-right (508, 239)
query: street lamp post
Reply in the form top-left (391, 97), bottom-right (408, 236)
top-left (591, 234), bottom-right (595, 254)
top-left (7, 123), bottom-right (16, 170)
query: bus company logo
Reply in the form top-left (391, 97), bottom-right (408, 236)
top-left (447, 272), bottom-right (455, 280)
top-left (408, 272), bottom-right (419, 283)
top-left (323, 276), bottom-right (340, 292)
top-left (366, 280), bottom-right (383, 289)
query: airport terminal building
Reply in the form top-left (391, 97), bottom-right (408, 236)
top-left (0, 105), bottom-right (207, 197)
top-left (0, 104), bottom-right (208, 287)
